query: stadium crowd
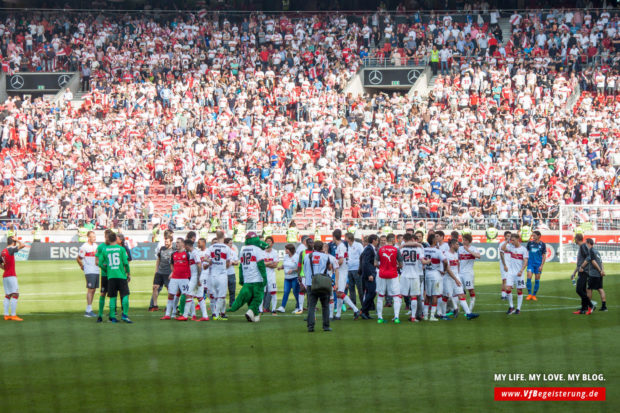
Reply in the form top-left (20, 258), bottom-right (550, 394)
top-left (0, 8), bottom-right (619, 233)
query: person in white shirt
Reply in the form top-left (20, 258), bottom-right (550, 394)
top-left (457, 234), bottom-right (481, 311)
top-left (399, 233), bottom-right (429, 322)
top-left (444, 239), bottom-right (479, 320)
top-left (225, 237), bottom-right (239, 308)
top-left (260, 236), bottom-right (279, 315)
top-left (207, 231), bottom-right (232, 320)
top-left (498, 231), bottom-right (512, 300)
top-left (76, 231), bottom-right (99, 317)
top-left (501, 234), bottom-right (529, 315)
top-left (345, 232), bottom-right (364, 305)
top-left (276, 244), bottom-right (299, 313)
top-left (332, 229), bottom-right (361, 320)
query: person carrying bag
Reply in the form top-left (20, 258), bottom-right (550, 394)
top-left (303, 241), bottom-right (333, 332)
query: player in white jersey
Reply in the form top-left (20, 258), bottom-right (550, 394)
top-left (457, 234), bottom-right (481, 311)
top-left (501, 234), bottom-right (529, 315)
top-left (178, 240), bottom-right (209, 321)
top-left (77, 231), bottom-right (99, 317)
top-left (260, 236), bottom-right (279, 315)
top-left (423, 233), bottom-right (449, 321)
top-left (332, 230), bottom-right (361, 320)
top-left (498, 231), bottom-right (512, 300)
top-left (443, 239), bottom-right (480, 320)
top-left (207, 231), bottom-right (232, 320)
top-left (399, 233), bottom-right (429, 322)
top-left (182, 238), bottom-right (210, 321)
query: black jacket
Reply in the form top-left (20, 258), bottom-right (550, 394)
top-left (359, 244), bottom-right (377, 279)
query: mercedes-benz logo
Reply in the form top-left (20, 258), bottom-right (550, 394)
top-left (58, 74), bottom-right (71, 88)
top-left (9, 75), bottom-right (24, 90)
top-left (368, 70), bottom-right (383, 85)
top-left (407, 69), bottom-right (420, 84)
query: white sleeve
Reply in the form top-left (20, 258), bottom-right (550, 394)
top-left (78, 246), bottom-right (86, 259)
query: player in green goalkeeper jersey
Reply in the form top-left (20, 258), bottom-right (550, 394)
top-left (95, 229), bottom-right (114, 323)
top-left (99, 232), bottom-right (132, 323)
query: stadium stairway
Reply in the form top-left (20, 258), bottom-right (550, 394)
top-left (69, 91), bottom-right (87, 111)
top-left (498, 17), bottom-right (512, 45)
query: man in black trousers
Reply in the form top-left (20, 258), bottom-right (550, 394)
top-left (360, 234), bottom-right (378, 319)
top-left (571, 233), bottom-right (594, 314)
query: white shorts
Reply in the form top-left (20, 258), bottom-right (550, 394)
top-left (507, 272), bottom-right (525, 289)
top-left (400, 277), bottom-right (420, 297)
top-left (500, 265), bottom-right (508, 280)
top-left (168, 278), bottom-right (189, 296)
top-left (3, 277), bottom-right (18, 295)
top-left (211, 273), bottom-right (228, 299)
top-left (425, 276), bottom-right (443, 297)
top-left (459, 272), bottom-right (475, 290)
top-left (188, 274), bottom-right (208, 297)
top-left (443, 276), bottom-right (464, 296)
top-left (337, 270), bottom-right (348, 292)
top-left (266, 273), bottom-right (277, 294)
top-left (376, 277), bottom-right (400, 297)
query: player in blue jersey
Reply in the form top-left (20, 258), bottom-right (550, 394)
top-left (525, 230), bottom-right (546, 301)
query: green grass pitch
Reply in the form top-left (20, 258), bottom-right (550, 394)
top-left (0, 261), bottom-right (618, 412)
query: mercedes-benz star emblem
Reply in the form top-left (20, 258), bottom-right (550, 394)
top-left (407, 69), bottom-right (420, 84)
top-left (58, 74), bottom-right (71, 88)
top-left (368, 70), bottom-right (383, 85)
top-left (9, 75), bottom-right (24, 90)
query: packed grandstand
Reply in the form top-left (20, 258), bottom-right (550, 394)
top-left (0, 5), bottom-right (619, 233)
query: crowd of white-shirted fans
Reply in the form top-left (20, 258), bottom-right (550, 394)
top-left (0, 6), bottom-right (619, 234)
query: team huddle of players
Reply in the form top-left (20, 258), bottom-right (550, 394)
top-left (142, 226), bottom-right (535, 324)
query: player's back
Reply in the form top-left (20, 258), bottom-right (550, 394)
top-left (103, 245), bottom-right (127, 278)
top-left (208, 242), bottom-right (230, 274)
top-left (378, 245), bottom-right (399, 278)
top-left (400, 245), bottom-right (423, 278)
top-left (239, 245), bottom-right (264, 283)
top-left (335, 242), bottom-right (349, 273)
top-left (1, 247), bottom-right (17, 277)
top-left (424, 247), bottom-right (444, 274)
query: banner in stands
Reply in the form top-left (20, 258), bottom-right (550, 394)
top-left (25, 242), bottom-right (158, 261)
top-left (9, 242), bottom-right (559, 263)
top-left (5, 72), bottom-right (75, 92)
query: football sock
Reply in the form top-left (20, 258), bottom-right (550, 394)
top-left (9, 297), bottom-right (17, 316)
top-left (534, 280), bottom-right (540, 295)
top-left (4, 296), bottom-right (10, 316)
top-left (507, 292), bottom-right (513, 308)
top-left (430, 304), bottom-right (437, 318)
top-left (343, 295), bottom-right (358, 313)
top-left (469, 294), bottom-right (476, 311)
top-left (210, 297), bottom-right (216, 315)
top-left (423, 304), bottom-right (430, 318)
top-left (526, 279), bottom-right (532, 294)
top-left (98, 295), bottom-right (105, 317)
top-left (270, 293), bottom-right (277, 312)
top-left (86, 304), bottom-right (92, 313)
top-left (410, 297), bottom-right (418, 317)
top-left (179, 294), bottom-right (187, 314)
top-left (199, 298), bottom-right (208, 318)
top-left (460, 298), bottom-right (471, 314)
top-left (336, 297), bottom-right (343, 318)
top-left (183, 296), bottom-right (193, 317)
top-left (121, 295), bottom-right (129, 317)
top-left (376, 296), bottom-right (384, 319)
top-left (298, 292), bottom-right (305, 310)
top-left (517, 291), bottom-right (523, 310)
top-left (393, 296), bottom-right (401, 319)
top-left (218, 298), bottom-right (226, 315)
top-left (329, 300), bottom-right (334, 318)
top-left (451, 296), bottom-right (459, 311)
top-left (165, 298), bottom-right (174, 316)
top-left (602, 301), bottom-right (607, 309)
top-left (109, 297), bottom-right (117, 318)
top-left (172, 295), bottom-right (180, 316)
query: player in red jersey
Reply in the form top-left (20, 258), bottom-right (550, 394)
top-left (1, 236), bottom-right (26, 321)
top-left (161, 238), bottom-right (194, 320)
top-left (374, 233), bottom-right (403, 324)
